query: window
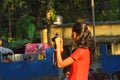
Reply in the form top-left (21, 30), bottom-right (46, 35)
top-left (106, 43), bottom-right (112, 54)
top-left (112, 43), bottom-right (120, 55)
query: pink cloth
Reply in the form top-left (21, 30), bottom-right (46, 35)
top-left (25, 43), bottom-right (50, 54)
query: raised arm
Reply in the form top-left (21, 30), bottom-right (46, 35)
top-left (55, 36), bottom-right (74, 68)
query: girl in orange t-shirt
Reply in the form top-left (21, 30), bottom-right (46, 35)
top-left (55, 22), bottom-right (95, 80)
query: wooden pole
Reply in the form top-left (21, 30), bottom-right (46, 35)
top-left (91, 0), bottom-right (96, 46)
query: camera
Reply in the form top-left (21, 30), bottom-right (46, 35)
top-left (52, 33), bottom-right (58, 42)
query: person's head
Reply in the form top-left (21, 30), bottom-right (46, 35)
top-left (89, 68), bottom-right (95, 74)
top-left (96, 67), bottom-right (103, 73)
top-left (0, 39), bottom-right (2, 46)
top-left (65, 71), bottom-right (70, 78)
top-left (72, 21), bottom-right (96, 65)
top-left (72, 22), bottom-right (92, 47)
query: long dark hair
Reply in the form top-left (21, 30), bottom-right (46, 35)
top-left (72, 22), bottom-right (96, 65)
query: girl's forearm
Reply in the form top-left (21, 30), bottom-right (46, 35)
top-left (60, 41), bottom-right (64, 52)
top-left (56, 45), bottom-right (63, 68)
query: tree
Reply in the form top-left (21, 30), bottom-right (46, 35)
top-left (0, 0), bottom-right (120, 48)
top-left (0, 0), bottom-right (3, 38)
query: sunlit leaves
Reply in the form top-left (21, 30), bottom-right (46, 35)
top-left (49, 8), bottom-right (56, 21)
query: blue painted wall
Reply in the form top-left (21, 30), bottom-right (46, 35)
top-left (100, 44), bottom-right (120, 74)
top-left (0, 47), bottom-right (58, 80)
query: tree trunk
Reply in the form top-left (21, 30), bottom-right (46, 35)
top-left (0, 0), bottom-right (3, 37)
top-left (46, 0), bottom-right (52, 45)
top-left (8, 17), bottom-right (12, 38)
top-left (46, 10), bottom-right (51, 45)
top-left (47, 24), bottom-right (51, 45)
top-left (8, 3), bottom-right (12, 38)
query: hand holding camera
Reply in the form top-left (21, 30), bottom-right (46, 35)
top-left (52, 33), bottom-right (63, 69)
top-left (52, 33), bottom-right (63, 52)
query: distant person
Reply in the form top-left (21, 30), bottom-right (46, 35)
top-left (63, 66), bottom-right (70, 80)
top-left (92, 67), bottom-right (110, 80)
top-left (0, 39), bottom-right (2, 46)
top-left (112, 71), bottom-right (120, 80)
top-left (3, 55), bottom-right (12, 62)
top-left (62, 47), bottom-right (71, 80)
top-left (88, 68), bottom-right (95, 80)
top-left (55, 22), bottom-right (95, 80)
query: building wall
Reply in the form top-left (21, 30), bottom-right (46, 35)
top-left (40, 22), bottom-right (120, 44)
top-left (40, 25), bottom-right (73, 46)
top-left (39, 22), bottom-right (120, 55)
top-left (95, 24), bottom-right (120, 36)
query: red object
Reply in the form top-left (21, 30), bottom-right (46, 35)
top-left (69, 48), bottom-right (90, 80)
top-left (25, 43), bottom-right (50, 54)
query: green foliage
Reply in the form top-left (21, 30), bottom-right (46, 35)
top-left (107, 0), bottom-right (119, 21)
top-left (49, 8), bottom-right (56, 21)
top-left (17, 15), bottom-right (35, 40)
top-left (8, 38), bottom-right (30, 49)
top-left (2, 0), bottom-right (25, 13)
top-left (46, 1), bottom-right (56, 22)
top-left (1, 0), bottom-right (120, 49)
top-left (95, 0), bottom-right (119, 21)
top-left (28, 23), bottom-right (35, 40)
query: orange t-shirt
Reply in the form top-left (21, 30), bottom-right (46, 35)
top-left (69, 48), bottom-right (90, 80)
